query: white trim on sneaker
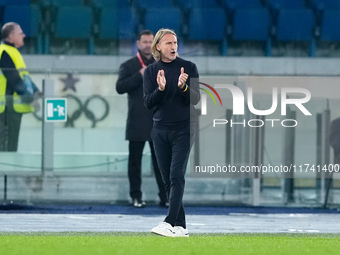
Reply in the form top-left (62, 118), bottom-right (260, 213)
top-left (151, 222), bottom-right (176, 237)
top-left (174, 226), bottom-right (189, 237)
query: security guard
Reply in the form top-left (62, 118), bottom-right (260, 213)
top-left (0, 22), bottom-right (40, 151)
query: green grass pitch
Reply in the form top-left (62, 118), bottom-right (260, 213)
top-left (1, 232), bottom-right (340, 255)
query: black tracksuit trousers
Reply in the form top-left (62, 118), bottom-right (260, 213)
top-left (151, 125), bottom-right (194, 228)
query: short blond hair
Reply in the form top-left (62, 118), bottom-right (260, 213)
top-left (151, 28), bottom-right (178, 61)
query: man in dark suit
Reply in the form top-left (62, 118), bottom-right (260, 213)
top-left (116, 30), bottom-right (167, 208)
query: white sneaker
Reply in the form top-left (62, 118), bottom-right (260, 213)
top-left (151, 222), bottom-right (176, 237)
top-left (174, 226), bottom-right (189, 237)
top-left (133, 198), bottom-right (146, 208)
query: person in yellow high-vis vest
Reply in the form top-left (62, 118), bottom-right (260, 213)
top-left (0, 22), bottom-right (40, 151)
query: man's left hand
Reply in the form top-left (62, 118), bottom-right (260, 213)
top-left (178, 67), bottom-right (188, 89)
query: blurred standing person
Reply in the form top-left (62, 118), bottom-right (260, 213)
top-left (143, 28), bottom-right (200, 237)
top-left (116, 30), bottom-right (167, 208)
top-left (0, 22), bottom-right (40, 151)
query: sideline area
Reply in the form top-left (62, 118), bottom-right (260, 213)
top-left (1, 204), bottom-right (340, 233)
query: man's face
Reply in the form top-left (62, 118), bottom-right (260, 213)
top-left (9, 25), bottom-right (25, 48)
top-left (137, 34), bottom-right (154, 57)
top-left (156, 33), bottom-right (178, 63)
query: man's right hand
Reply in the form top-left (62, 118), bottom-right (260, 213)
top-left (157, 70), bottom-right (166, 91)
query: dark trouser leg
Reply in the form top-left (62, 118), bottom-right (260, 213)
top-left (128, 141), bottom-right (145, 200)
top-left (7, 110), bottom-right (22, 152)
top-left (0, 108), bottom-right (22, 152)
top-left (167, 129), bottom-right (191, 228)
top-left (0, 110), bottom-right (8, 151)
top-left (151, 129), bottom-right (172, 203)
top-left (152, 128), bottom-right (192, 228)
top-left (149, 141), bottom-right (167, 204)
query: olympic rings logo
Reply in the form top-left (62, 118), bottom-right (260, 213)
top-left (33, 94), bottom-right (110, 128)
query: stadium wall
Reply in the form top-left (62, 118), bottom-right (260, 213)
top-left (24, 55), bottom-right (340, 75)
top-left (1, 55), bottom-right (340, 206)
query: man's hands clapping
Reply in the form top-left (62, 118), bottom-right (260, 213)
top-left (157, 67), bottom-right (187, 91)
